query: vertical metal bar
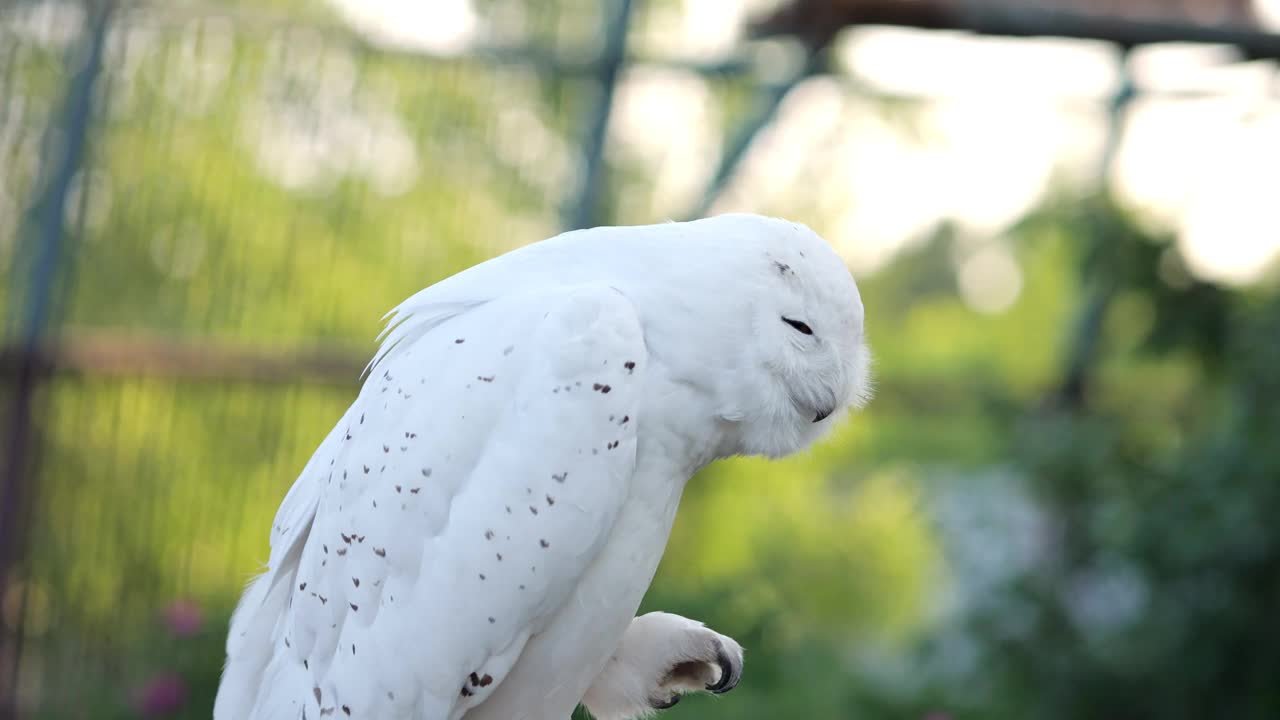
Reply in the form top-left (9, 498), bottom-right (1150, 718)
top-left (685, 50), bottom-right (820, 221)
top-left (0, 2), bottom-right (113, 715)
top-left (1054, 54), bottom-right (1135, 407)
top-left (563, 0), bottom-right (635, 231)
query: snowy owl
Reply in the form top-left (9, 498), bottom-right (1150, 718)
top-left (215, 213), bottom-right (872, 720)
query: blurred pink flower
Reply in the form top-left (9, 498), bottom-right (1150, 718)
top-left (132, 672), bottom-right (188, 717)
top-left (162, 598), bottom-right (203, 638)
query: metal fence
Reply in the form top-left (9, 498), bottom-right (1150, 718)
top-left (1, 0), bottom-right (1278, 717)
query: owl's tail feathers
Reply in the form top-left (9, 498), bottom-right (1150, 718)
top-left (214, 518), bottom-right (313, 720)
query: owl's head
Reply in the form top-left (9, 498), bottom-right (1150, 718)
top-left (709, 215), bottom-right (872, 458)
top-left (615, 214), bottom-right (872, 460)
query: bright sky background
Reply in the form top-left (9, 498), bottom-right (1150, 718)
top-left (5, 0), bottom-right (1275, 302)
top-left (318, 0), bottom-right (1280, 310)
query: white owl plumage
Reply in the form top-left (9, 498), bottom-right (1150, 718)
top-left (214, 213), bottom-right (871, 720)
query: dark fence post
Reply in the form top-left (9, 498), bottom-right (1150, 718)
top-left (0, 2), bottom-right (113, 715)
top-left (563, 0), bottom-right (636, 231)
top-left (1052, 55), bottom-right (1135, 408)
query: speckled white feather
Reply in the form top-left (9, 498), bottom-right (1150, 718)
top-left (215, 214), bottom-right (871, 720)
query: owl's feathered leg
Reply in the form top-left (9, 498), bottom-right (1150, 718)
top-left (580, 612), bottom-right (743, 720)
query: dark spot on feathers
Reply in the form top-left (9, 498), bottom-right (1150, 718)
top-left (625, 361), bottom-right (636, 373)
top-left (314, 687), bottom-right (322, 704)
top-left (774, 260), bottom-right (791, 274)
top-left (304, 659), bottom-right (309, 669)
top-left (342, 706), bottom-right (350, 716)
top-left (487, 617), bottom-right (495, 625)
top-left (484, 530), bottom-right (494, 540)
top-left (350, 603), bottom-right (359, 611)
top-left (401, 445), bottom-right (408, 451)
top-left (284, 636), bottom-right (291, 648)
top-left (318, 595), bottom-right (327, 604)
top-left (540, 539), bottom-right (550, 548)
top-left (374, 547), bottom-right (386, 557)
top-left (383, 444), bottom-right (390, 453)
top-left (336, 548), bottom-right (347, 556)
top-left (352, 643), bottom-right (356, 655)
top-left (360, 413), bottom-right (364, 424)
top-left (323, 545), bottom-right (328, 554)
top-left (455, 338), bottom-right (465, 344)
top-left (504, 345), bottom-right (515, 355)
top-left (299, 582), bottom-right (307, 590)
top-left (410, 487), bottom-right (421, 494)
top-left (479, 573), bottom-right (486, 580)
top-left (552, 472), bottom-right (567, 483)
top-left (470, 673), bottom-right (481, 686)
top-left (519, 584), bottom-right (525, 590)
top-left (395, 485), bottom-right (402, 492)
top-left (421, 468), bottom-right (431, 477)
top-left (372, 499), bottom-right (377, 508)
top-left (356, 535), bottom-right (364, 543)
top-left (529, 506), bottom-right (538, 515)
top-left (461, 687), bottom-right (474, 697)
top-left (352, 577), bottom-right (360, 587)
top-left (341, 533), bottom-right (351, 544)
top-left (546, 494), bottom-right (555, 506)
top-left (496, 553), bottom-right (503, 561)
top-left (505, 505), bottom-right (512, 513)
top-left (478, 375), bottom-right (494, 382)
top-left (363, 465), bottom-right (370, 474)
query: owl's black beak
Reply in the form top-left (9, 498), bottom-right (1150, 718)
top-left (813, 407), bottom-right (833, 423)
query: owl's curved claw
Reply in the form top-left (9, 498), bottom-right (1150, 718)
top-left (706, 643), bottom-right (740, 694)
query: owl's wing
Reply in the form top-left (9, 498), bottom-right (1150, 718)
top-left (215, 285), bottom-right (647, 720)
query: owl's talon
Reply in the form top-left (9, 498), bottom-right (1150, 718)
top-left (706, 643), bottom-right (740, 694)
top-left (582, 612), bottom-right (744, 720)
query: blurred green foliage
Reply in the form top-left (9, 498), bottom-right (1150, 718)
top-left (2, 2), bottom-right (1278, 719)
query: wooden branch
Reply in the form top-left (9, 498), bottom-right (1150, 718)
top-left (0, 332), bottom-right (369, 385)
top-left (750, 0), bottom-right (1280, 58)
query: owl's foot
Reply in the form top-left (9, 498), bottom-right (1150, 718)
top-left (581, 612), bottom-right (744, 720)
